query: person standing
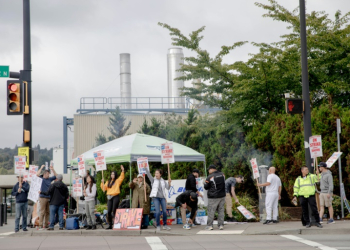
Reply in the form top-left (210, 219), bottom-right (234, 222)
top-left (175, 191), bottom-right (198, 229)
top-left (225, 175), bottom-right (244, 222)
top-left (292, 166), bottom-right (323, 228)
top-left (257, 167), bottom-right (281, 224)
top-left (12, 174), bottom-right (30, 233)
top-left (37, 164), bottom-right (57, 229)
top-left (204, 165), bottom-right (226, 230)
top-left (318, 162), bottom-right (335, 224)
top-left (84, 175), bottom-right (97, 230)
top-left (129, 174), bottom-right (151, 229)
top-left (40, 174), bottom-right (69, 230)
top-left (185, 169), bottom-right (203, 197)
top-left (146, 168), bottom-right (171, 231)
top-left (101, 165), bottom-right (125, 230)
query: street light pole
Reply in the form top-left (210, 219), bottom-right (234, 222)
top-left (299, 0), bottom-right (312, 171)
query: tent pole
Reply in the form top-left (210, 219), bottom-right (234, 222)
top-left (204, 161), bottom-right (207, 178)
top-left (129, 161), bottom-right (132, 208)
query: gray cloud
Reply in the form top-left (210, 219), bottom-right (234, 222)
top-left (0, 0), bottom-right (348, 149)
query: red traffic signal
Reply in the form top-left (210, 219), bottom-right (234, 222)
top-left (7, 80), bottom-right (22, 115)
top-left (285, 99), bottom-right (304, 114)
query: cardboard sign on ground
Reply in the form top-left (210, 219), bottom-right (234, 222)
top-left (113, 208), bottom-right (143, 230)
top-left (237, 205), bottom-right (256, 220)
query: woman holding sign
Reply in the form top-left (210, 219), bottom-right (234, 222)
top-left (101, 165), bottom-right (125, 230)
top-left (146, 168), bottom-right (171, 231)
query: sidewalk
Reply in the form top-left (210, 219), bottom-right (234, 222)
top-left (2, 217), bottom-right (350, 237)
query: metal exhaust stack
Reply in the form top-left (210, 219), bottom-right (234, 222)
top-left (167, 48), bottom-right (185, 109)
top-left (120, 53), bottom-right (131, 109)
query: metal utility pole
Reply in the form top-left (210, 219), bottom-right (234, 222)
top-left (337, 119), bottom-right (344, 218)
top-left (299, 0), bottom-right (312, 171)
top-left (21, 0), bottom-right (32, 164)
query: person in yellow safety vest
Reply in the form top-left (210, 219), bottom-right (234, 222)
top-left (292, 166), bottom-right (323, 228)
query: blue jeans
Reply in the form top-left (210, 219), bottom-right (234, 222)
top-left (49, 204), bottom-right (64, 228)
top-left (15, 202), bottom-right (28, 231)
top-left (143, 214), bottom-right (149, 227)
top-left (153, 197), bottom-right (167, 227)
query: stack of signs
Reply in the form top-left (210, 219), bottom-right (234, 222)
top-left (28, 175), bottom-right (43, 202)
top-left (72, 178), bottom-right (83, 197)
top-left (161, 142), bottom-right (175, 164)
top-left (77, 155), bottom-right (86, 177)
top-left (250, 158), bottom-right (260, 179)
top-left (325, 152), bottom-right (342, 168)
top-left (14, 156), bottom-right (27, 175)
top-left (309, 135), bottom-right (323, 158)
top-left (93, 150), bottom-right (107, 171)
top-left (28, 165), bottom-right (38, 181)
top-left (237, 205), bottom-right (256, 220)
top-left (137, 157), bottom-right (149, 175)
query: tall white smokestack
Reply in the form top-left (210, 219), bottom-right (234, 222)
top-left (167, 48), bottom-right (185, 109)
top-left (120, 53), bottom-right (131, 109)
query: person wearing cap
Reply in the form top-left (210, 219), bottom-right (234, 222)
top-left (40, 174), bottom-right (69, 230)
top-left (257, 167), bottom-right (281, 224)
top-left (129, 173), bottom-right (151, 229)
top-left (225, 175), bottom-right (244, 222)
top-left (12, 174), bottom-right (30, 233)
top-left (175, 191), bottom-right (198, 229)
top-left (292, 166), bottom-right (322, 228)
top-left (204, 165), bottom-right (226, 230)
top-left (318, 162), bottom-right (334, 224)
top-left (37, 164), bottom-right (57, 229)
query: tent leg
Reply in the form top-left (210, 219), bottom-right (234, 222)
top-left (129, 162), bottom-right (132, 208)
top-left (204, 161), bottom-right (207, 178)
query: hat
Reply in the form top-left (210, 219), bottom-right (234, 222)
top-left (16, 173), bottom-right (24, 178)
top-left (208, 165), bottom-right (217, 170)
top-left (318, 162), bottom-right (327, 168)
top-left (137, 174), bottom-right (143, 178)
top-left (192, 169), bottom-right (199, 174)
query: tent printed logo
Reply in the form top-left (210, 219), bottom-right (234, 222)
top-left (146, 145), bottom-right (161, 151)
top-left (93, 152), bottom-right (98, 158)
top-left (168, 186), bottom-right (177, 198)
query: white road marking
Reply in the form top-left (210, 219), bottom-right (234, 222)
top-left (0, 232), bottom-right (15, 236)
top-left (336, 248), bottom-right (350, 250)
top-left (281, 235), bottom-right (337, 250)
top-left (145, 237), bottom-right (168, 250)
top-left (197, 230), bottom-right (244, 235)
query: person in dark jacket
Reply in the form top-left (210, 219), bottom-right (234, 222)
top-left (175, 191), bottom-right (198, 229)
top-left (204, 165), bottom-right (225, 231)
top-left (11, 174), bottom-right (30, 233)
top-left (40, 174), bottom-right (69, 230)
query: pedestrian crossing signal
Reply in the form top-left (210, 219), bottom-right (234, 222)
top-left (7, 80), bottom-right (22, 115)
top-left (285, 99), bottom-right (304, 114)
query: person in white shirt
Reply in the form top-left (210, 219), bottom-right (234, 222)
top-left (257, 167), bottom-right (282, 224)
top-left (84, 175), bottom-right (97, 230)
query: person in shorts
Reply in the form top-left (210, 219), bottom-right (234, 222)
top-left (318, 162), bottom-right (334, 224)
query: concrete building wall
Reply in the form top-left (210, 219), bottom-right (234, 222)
top-left (74, 113), bottom-right (187, 156)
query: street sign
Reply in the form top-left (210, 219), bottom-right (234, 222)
top-left (0, 66), bottom-right (10, 78)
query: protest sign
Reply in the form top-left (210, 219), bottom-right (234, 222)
top-left (93, 150), bottom-right (107, 171)
top-left (23, 170), bottom-right (29, 182)
top-left (237, 205), bottom-right (256, 220)
top-left (309, 135), bottom-right (323, 158)
top-left (18, 147), bottom-right (29, 169)
top-left (28, 165), bottom-right (38, 182)
top-left (161, 142), bottom-right (175, 164)
top-left (28, 175), bottom-right (43, 202)
top-left (77, 155), bottom-right (86, 177)
top-left (113, 208), bottom-right (143, 230)
top-left (325, 152), bottom-right (343, 168)
top-left (340, 183), bottom-right (350, 213)
top-left (14, 156), bottom-right (27, 175)
top-left (250, 158), bottom-right (259, 179)
top-left (137, 157), bottom-right (149, 175)
top-left (72, 178), bottom-right (83, 197)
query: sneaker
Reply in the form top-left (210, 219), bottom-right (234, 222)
top-left (205, 226), bottom-right (213, 231)
top-left (86, 226), bottom-right (92, 230)
top-left (272, 220), bottom-right (278, 224)
top-left (319, 218), bottom-right (323, 224)
top-left (263, 220), bottom-right (273, 225)
top-left (23, 228), bottom-right (28, 231)
top-left (39, 227), bottom-right (45, 230)
top-left (183, 224), bottom-right (191, 230)
top-left (190, 223), bottom-right (196, 228)
top-left (156, 226), bottom-right (161, 231)
top-left (162, 225), bottom-right (171, 230)
top-left (15, 230), bottom-right (19, 233)
top-left (219, 225), bottom-right (224, 230)
top-left (47, 228), bottom-right (54, 231)
top-left (305, 223), bottom-right (311, 228)
top-left (327, 218), bottom-right (335, 224)
top-left (59, 228), bottom-right (64, 230)
top-left (92, 225), bottom-right (97, 230)
top-left (316, 223), bottom-right (323, 228)
top-left (227, 217), bottom-right (237, 222)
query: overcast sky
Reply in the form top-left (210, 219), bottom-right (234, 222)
top-left (0, 0), bottom-right (349, 150)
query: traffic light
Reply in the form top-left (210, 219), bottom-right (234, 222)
top-left (285, 99), bottom-right (304, 114)
top-left (7, 80), bottom-right (22, 115)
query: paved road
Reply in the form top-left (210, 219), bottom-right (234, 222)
top-left (0, 234), bottom-right (349, 250)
